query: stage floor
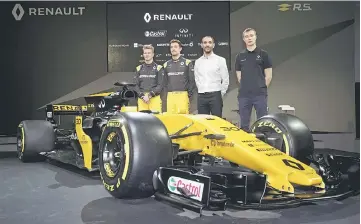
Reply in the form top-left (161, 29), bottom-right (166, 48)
top-left (0, 136), bottom-right (360, 224)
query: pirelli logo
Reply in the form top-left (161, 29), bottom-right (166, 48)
top-left (53, 105), bottom-right (87, 111)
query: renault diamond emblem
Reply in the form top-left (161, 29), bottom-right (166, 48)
top-left (12, 4), bottom-right (25, 21)
top-left (278, 3), bottom-right (291, 12)
top-left (144, 13), bottom-right (151, 23)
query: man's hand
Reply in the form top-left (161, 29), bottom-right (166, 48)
top-left (221, 92), bottom-right (226, 101)
top-left (264, 68), bottom-right (272, 87)
top-left (142, 95), bottom-right (150, 104)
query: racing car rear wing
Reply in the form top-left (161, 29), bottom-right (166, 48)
top-left (45, 104), bottom-right (94, 117)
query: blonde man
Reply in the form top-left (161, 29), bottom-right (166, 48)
top-left (235, 28), bottom-right (272, 131)
top-left (133, 45), bottom-right (165, 112)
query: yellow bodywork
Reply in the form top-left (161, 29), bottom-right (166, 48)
top-left (54, 89), bottom-right (324, 194)
top-left (88, 92), bottom-right (114, 97)
top-left (75, 116), bottom-right (93, 170)
top-left (154, 113), bottom-right (325, 194)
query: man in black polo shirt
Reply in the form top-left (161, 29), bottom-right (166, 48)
top-left (235, 28), bottom-right (273, 132)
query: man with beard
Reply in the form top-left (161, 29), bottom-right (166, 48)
top-left (163, 39), bottom-right (196, 114)
top-left (133, 44), bottom-right (165, 112)
top-left (235, 28), bottom-right (273, 132)
top-left (194, 36), bottom-right (229, 117)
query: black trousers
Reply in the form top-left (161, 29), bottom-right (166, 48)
top-left (238, 94), bottom-right (268, 132)
top-left (197, 91), bottom-right (223, 117)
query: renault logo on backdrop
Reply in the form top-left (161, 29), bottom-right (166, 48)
top-left (12, 4), bottom-right (24, 21)
top-left (12, 3), bottom-right (86, 21)
top-left (144, 12), bottom-right (193, 23)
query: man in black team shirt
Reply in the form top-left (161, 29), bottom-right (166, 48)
top-left (163, 39), bottom-right (196, 114)
top-left (133, 44), bottom-right (165, 112)
top-left (235, 28), bottom-right (273, 132)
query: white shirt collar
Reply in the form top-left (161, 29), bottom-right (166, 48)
top-left (202, 52), bottom-right (216, 59)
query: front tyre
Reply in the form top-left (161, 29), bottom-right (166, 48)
top-left (98, 112), bottom-right (173, 199)
top-left (250, 113), bottom-right (314, 164)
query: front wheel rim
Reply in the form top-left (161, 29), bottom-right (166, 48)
top-left (102, 132), bottom-right (125, 178)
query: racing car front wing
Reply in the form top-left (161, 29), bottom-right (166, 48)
top-left (153, 158), bottom-right (359, 215)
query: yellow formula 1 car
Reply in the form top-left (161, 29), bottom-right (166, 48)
top-left (17, 82), bottom-right (360, 214)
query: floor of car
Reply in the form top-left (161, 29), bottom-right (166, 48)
top-left (0, 144), bottom-right (359, 224)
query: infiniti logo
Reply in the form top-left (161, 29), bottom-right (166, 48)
top-left (179, 28), bottom-right (188, 33)
top-left (175, 28), bottom-right (193, 38)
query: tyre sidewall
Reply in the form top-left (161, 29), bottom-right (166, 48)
top-left (251, 114), bottom-right (314, 164)
top-left (251, 117), bottom-right (296, 157)
top-left (98, 122), bottom-right (133, 196)
top-left (17, 121), bottom-right (52, 162)
top-left (17, 123), bottom-right (26, 160)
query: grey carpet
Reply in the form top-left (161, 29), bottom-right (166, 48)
top-left (0, 152), bottom-right (359, 224)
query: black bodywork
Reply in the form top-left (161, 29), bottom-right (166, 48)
top-left (43, 82), bottom-right (138, 168)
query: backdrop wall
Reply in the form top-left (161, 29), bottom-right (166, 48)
top-left (0, 2), bottom-right (108, 135)
top-left (0, 1), bottom-right (358, 137)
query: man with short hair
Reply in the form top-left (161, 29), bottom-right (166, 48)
top-left (163, 39), bottom-right (196, 114)
top-left (133, 45), bottom-right (165, 112)
top-left (235, 28), bottom-right (273, 132)
top-left (194, 36), bottom-right (229, 117)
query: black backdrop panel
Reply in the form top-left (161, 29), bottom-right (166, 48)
top-left (107, 2), bottom-right (230, 72)
top-left (356, 82), bottom-right (360, 139)
top-left (0, 2), bottom-right (107, 135)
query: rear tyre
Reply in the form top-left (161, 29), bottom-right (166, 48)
top-left (98, 112), bottom-right (173, 199)
top-left (250, 113), bottom-right (314, 164)
top-left (17, 120), bottom-right (55, 162)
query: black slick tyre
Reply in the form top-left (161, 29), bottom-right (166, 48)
top-left (98, 112), bottom-right (173, 199)
top-left (250, 113), bottom-right (314, 164)
top-left (17, 120), bottom-right (55, 162)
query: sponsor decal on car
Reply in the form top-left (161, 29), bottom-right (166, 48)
top-left (167, 176), bottom-right (204, 201)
